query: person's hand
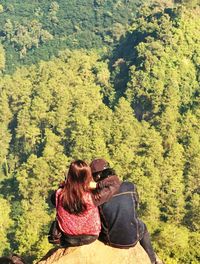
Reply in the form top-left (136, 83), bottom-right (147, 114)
top-left (89, 181), bottom-right (97, 189)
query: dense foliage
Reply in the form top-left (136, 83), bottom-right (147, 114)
top-left (0, 0), bottom-right (142, 73)
top-left (0, 1), bottom-right (200, 264)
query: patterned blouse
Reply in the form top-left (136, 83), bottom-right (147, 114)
top-left (56, 188), bottom-right (101, 236)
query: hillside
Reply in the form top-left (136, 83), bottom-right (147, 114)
top-left (0, 2), bottom-right (200, 264)
top-left (0, 0), bottom-right (142, 73)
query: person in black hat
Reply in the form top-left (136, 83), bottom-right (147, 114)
top-left (0, 254), bottom-right (25, 264)
top-left (90, 158), bottom-right (164, 264)
top-left (90, 159), bottom-right (121, 205)
top-left (0, 257), bottom-right (13, 264)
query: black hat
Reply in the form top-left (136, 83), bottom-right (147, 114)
top-left (90, 159), bottom-right (109, 174)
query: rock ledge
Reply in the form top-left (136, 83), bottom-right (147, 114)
top-left (37, 240), bottom-right (151, 264)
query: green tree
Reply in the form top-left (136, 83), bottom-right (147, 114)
top-left (130, 123), bottom-right (164, 231)
top-left (14, 198), bottom-right (51, 261)
top-left (0, 44), bottom-right (6, 72)
top-left (160, 143), bottom-right (185, 224)
top-left (174, 0), bottom-right (200, 7)
top-left (154, 223), bottom-right (189, 264)
top-left (180, 110), bottom-right (200, 231)
top-left (0, 197), bottom-right (13, 255)
top-left (108, 98), bottom-right (141, 179)
top-left (0, 89), bottom-right (12, 174)
top-left (3, 19), bottom-right (14, 41)
top-left (0, 4), bottom-right (4, 13)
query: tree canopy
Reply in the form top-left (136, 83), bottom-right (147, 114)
top-left (0, 2), bottom-right (200, 264)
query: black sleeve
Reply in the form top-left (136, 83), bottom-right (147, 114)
top-left (50, 191), bottom-right (56, 207)
top-left (51, 182), bottom-right (65, 207)
top-left (92, 175), bottom-right (121, 207)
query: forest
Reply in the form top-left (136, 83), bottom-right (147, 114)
top-left (0, 0), bottom-right (200, 263)
top-left (0, 0), bottom-right (143, 73)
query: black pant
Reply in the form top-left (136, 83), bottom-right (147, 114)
top-left (139, 222), bottom-right (156, 264)
top-left (60, 234), bottom-right (98, 247)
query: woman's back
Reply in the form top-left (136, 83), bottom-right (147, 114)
top-left (55, 160), bottom-right (101, 243)
top-left (56, 188), bottom-right (100, 236)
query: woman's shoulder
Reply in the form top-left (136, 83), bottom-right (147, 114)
top-left (55, 188), bottom-right (63, 202)
top-left (83, 191), bottom-right (93, 199)
top-left (55, 188), bottom-right (63, 197)
top-left (83, 191), bottom-right (96, 206)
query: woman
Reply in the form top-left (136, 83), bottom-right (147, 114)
top-left (55, 160), bottom-right (101, 246)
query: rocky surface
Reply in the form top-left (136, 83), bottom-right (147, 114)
top-left (37, 240), bottom-right (151, 264)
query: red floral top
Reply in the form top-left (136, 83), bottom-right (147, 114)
top-left (56, 188), bottom-right (101, 236)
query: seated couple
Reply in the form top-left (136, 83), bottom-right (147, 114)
top-left (51, 159), bottom-right (163, 264)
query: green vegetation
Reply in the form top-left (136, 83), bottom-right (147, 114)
top-left (0, 1), bottom-right (200, 264)
top-left (0, 0), bottom-right (142, 73)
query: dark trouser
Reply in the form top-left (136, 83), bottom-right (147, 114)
top-left (138, 221), bottom-right (156, 264)
top-left (60, 234), bottom-right (98, 247)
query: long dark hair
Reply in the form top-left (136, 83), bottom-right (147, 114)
top-left (92, 168), bottom-right (116, 201)
top-left (61, 160), bottom-right (93, 214)
top-left (93, 168), bottom-right (116, 182)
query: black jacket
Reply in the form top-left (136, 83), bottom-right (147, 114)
top-left (97, 181), bottom-right (142, 248)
